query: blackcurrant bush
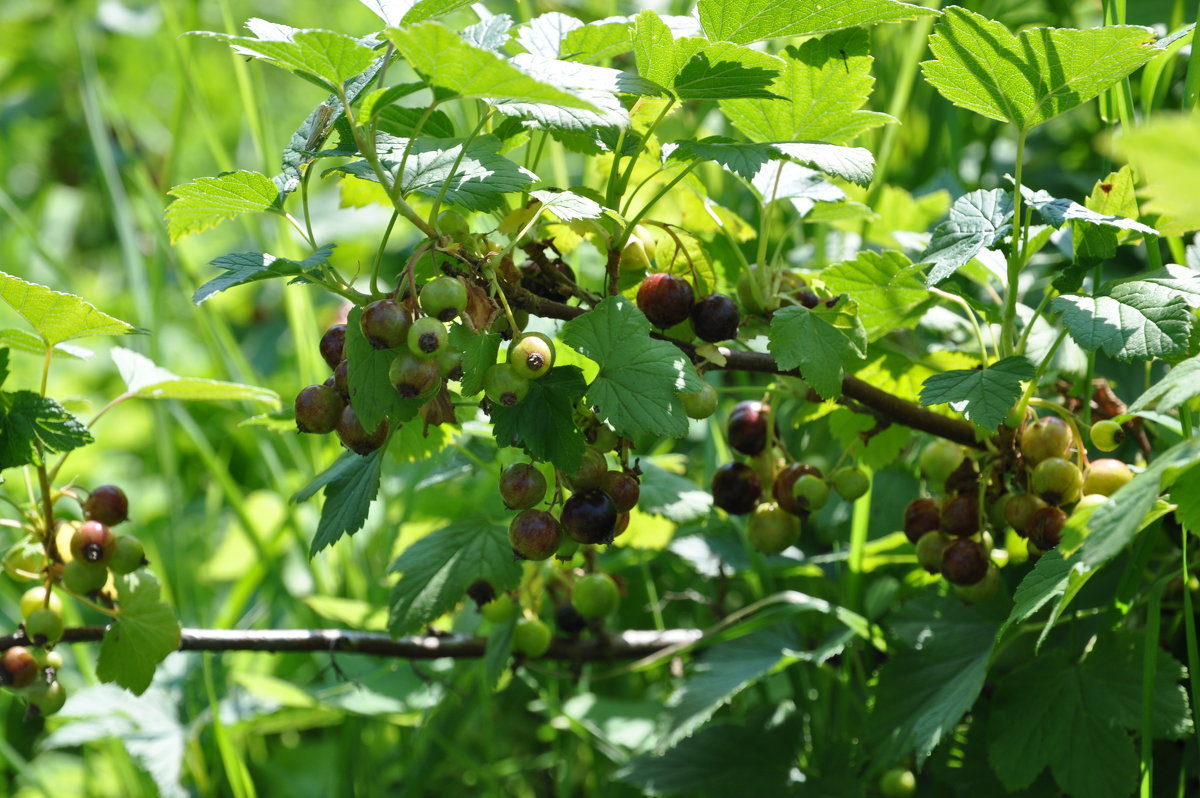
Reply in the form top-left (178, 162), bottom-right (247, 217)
top-left (915, 531), bottom-right (951, 573)
top-left (680, 382), bottom-right (717, 419)
top-left (500, 463), bottom-right (548, 510)
top-left (389, 351), bottom-right (441, 398)
top-left (1031, 457), bottom-right (1083, 506)
top-left (335, 405), bottom-right (388, 455)
top-left (24, 608), bottom-right (64, 646)
top-left (508, 509), bottom-right (563, 561)
top-left (520, 259), bottom-right (577, 303)
top-left (747, 503), bottom-right (800, 554)
top-left (939, 493), bottom-right (979, 537)
top-left (84, 485), bottom-right (129, 526)
top-left (773, 463), bottom-right (823, 515)
top-left (109, 536), bottom-right (147, 574)
top-left (419, 276), bottom-right (468, 322)
top-left (903, 498), bottom-right (941, 544)
top-left (561, 490), bottom-right (619, 544)
top-left (294, 384), bottom-right (345, 434)
top-left (919, 439), bottom-right (965, 489)
top-left (360, 299), bottom-right (413, 349)
top-left (512, 617), bottom-right (551, 657)
top-left (727, 400), bottom-right (771, 456)
top-left (1089, 419), bottom-right (1124, 452)
top-left (63, 559), bottom-right (108, 594)
top-left (636, 273), bottom-right (695, 329)
top-left (71, 520), bottom-right (116, 564)
top-left (690, 294), bottom-right (740, 342)
top-left (1003, 493), bottom-right (1048, 536)
top-left (555, 602), bottom-right (587, 635)
top-left (480, 592), bottom-right (515, 624)
top-left (619, 224), bottom-right (656, 272)
top-left (1027, 506), bottom-right (1068, 550)
top-left (319, 324), bottom-right (346, 370)
top-left (564, 448), bottom-right (607, 492)
top-left (831, 466), bottom-right (870, 501)
top-left (712, 462), bottom-right (762, 515)
top-left (940, 538), bottom-right (989, 585)
top-left (508, 332), bottom-right (555, 379)
top-left (1082, 458), bottom-right (1133, 497)
top-left (601, 470), bottom-right (640, 513)
top-left (573, 573), bottom-right (620, 619)
top-left (407, 316), bottom-right (448, 357)
top-left (483, 363), bottom-right (530, 407)
top-left (791, 474), bottom-right (829, 513)
top-left (1, 647), bottom-right (39, 689)
top-left (1020, 416), bottom-right (1072, 465)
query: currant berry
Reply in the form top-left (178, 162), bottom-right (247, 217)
top-left (1031, 457), bottom-right (1084, 506)
top-left (19, 586), bottom-right (61, 620)
top-left (24, 607), bottom-right (64, 647)
top-left (636, 273), bottom-right (695, 329)
top-left (831, 467), bottom-right (870, 501)
top-left (1027, 506), bottom-right (1068, 550)
top-left (71, 520), bottom-right (116, 564)
top-left (1003, 493), bottom-right (1048, 536)
top-left (690, 294), bottom-right (740, 342)
top-left (919, 439), bottom-right (965, 489)
top-left (1, 647), bottom-right (39, 689)
top-left (939, 493), bottom-right (980, 537)
top-left (437, 209), bottom-right (470, 237)
top-left (63, 559), bottom-right (108, 594)
top-left (360, 299), bottom-right (413, 350)
top-left (1089, 419), bottom-right (1124, 452)
top-left (319, 324), bottom-right (346, 370)
top-left (512, 617), bottom-right (552, 657)
top-left (791, 474), bottom-right (829, 513)
top-left (712, 462), bottom-right (762, 515)
top-left (84, 485), bottom-right (129, 526)
top-left (508, 332), bottom-right (555, 380)
top-left (561, 490), bottom-right (619, 544)
top-left (333, 360), bottom-right (350, 400)
top-left (954, 562), bottom-right (1001, 604)
top-left (773, 463), bottom-right (823, 516)
top-left (613, 511), bottom-right (631, 538)
top-left (735, 263), bottom-right (771, 316)
top-left (619, 225), bottom-right (656, 272)
top-left (1020, 416), bottom-right (1072, 465)
top-left (508, 509), bottom-right (563, 561)
top-left (26, 680), bottom-right (67, 716)
top-left (601, 471), bottom-right (640, 513)
top-left (915, 531), bottom-right (951, 573)
top-left (940, 538), bottom-right (989, 585)
top-left (584, 423), bottom-right (619, 452)
top-left (389, 351), bottom-right (441, 399)
top-left (1082, 458), bottom-right (1133, 497)
top-left (555, 603), bottom-right (587, 635)
top-left (480, 592), bottom-right (515, 624)
top-left (555, 537), bottom-right (580, 562)
top-left (573, 573), bottom-right (620, 619)
top-left (680, 382), bottom-right (717, 420)
top-left (483, 363), bottom-right (530, 407)
top-left (747, 503), bottom-right (800, 555)
top-left (335, 405), bottom-right (388, 455)
top-left (499, 463), bottom-right (548, 510)
top-left (435, 347), bottom-right (463, 381)
top-left (419, 276), bottom-right (468, 322)
top-left (903, 498), bottom-right (941, 544)
top-left (879, 768), bottom-right (917, 798)
top-left (407, 316), bottom-right (448, 358)
top-left (727, 400), bottom-right (771, 456)
top-left (565, 448), bottom-right (607, 492)
top-left (294, 384), bottom-right (345, 434)
top-left (108, 536), bottom-right (147, 574)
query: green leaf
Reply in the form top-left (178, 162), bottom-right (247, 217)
top-left (1171, 468), bottom-right (1200, 534)
top-left (305, 449), bottom-right (385, 555)
top-left (821, 251), bottom-right (933, 341)
top-left (0, 272), bottom-right (141, 346)
top-left (668, 138), bottom-right (873, 186)
top-left (560, 296), bottom-right (702, 439)
top-left (0, 391), bottom-right (93, 470)
top-left (1113, 114), bottom-right (1200, 234)
top-left (988, 635), bottom-right (1190, 795)
top-left (343, 308), bottom-right (422, 433)
top-left (665, 137), bottom-right (776, 181)
top-left (1021, 185), bottom-right (1157, 236)
top-left (448, 324), bottom-right (500, 397)
top-left (193, 244), bottom-right (336, 304)
top-left (110, 347), bottom-right (280, 408)
top-left (995, 549), bottom-right (1070, 642)
top-left (387, 518), bottom-right (522, 636)
top-left (0, 329), bottom-right (91, 360)
top-left (562, 21), bottom-right (635, 64)
top-left (387, 22), bottom-right (598, 109)
top-left (492, 55), bottom-right (660, 132)
top-left (1051, 281), bottom-right (1192, 362)
top-left (1078, 437), bottom-right (1200, 570)
top-left (918, 189), bottom-right (1013, 285)
top-left (639, 461), bottom-right (713, 522)
top-left (198, 25), bottom-right (376, 90)
top-left (529, 189), bottom-right (604, 222)
top-left (1135, 264), bottom-right (1200, 309)
top-left (356, 0), bottom-right (474, 26)
top-left (920, 7), bottom-right (1156, 132)
top-left (95, 572), bottom-right (181, 696)
top-left (483, 615), bottom-right (515, 690)
top-left (165, 170), bottom-right (280, 243)
top-left (1129, 354), bottom-right (1200, 413)
top-left (767, 304), bottom-right (867, 399)
top-left (698, 0), bottom-right (937, 43)
top-left (870, 593), bottom-right (999, 765)
top-left (774, 142), bottom-right (874, 186)
top-left (490, 366), bottom-right (587, 474)
top-left (720, 29), bottom-right (892, 145)
top-left (918, 356), bottom-right (1034, 431)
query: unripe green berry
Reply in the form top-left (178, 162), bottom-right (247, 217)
top-left (483, 363), bottom-right (530, 407)
top-left (512, 617), bottom-right (552, 657)
top-left (1089, 419), bottom-right (1124, 452)
top-left (680, 382), bottom-right (717, 419)
top-left (831, 466), bottom-right (869, 501)
top-left (573, 573), bottom-right (620, 619)
top-left (19, 587), bottom-right (61, 620)
top-left (24, 608), bottom-right (64, 647)
top-left (63, 559), bottom-right (108, 595)
top-left (480, 593), bottom-right (515, 624)
top-left (508, 332), bottom-right (555, 380)
top-left (407, 316), bottom-right (448, 358)
top-left (108, 536), bottom-right (147, 575)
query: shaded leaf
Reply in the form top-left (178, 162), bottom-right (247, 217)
top-left (193, 244), bottom-right (335, 304)
top-left (1052, 281), bottom-right (1192, 362)
top-left (306, 449), bottom-right (385, 555)
top-left (1129, 354), bottom-right (1200, 413)
top-left (0, 391), bottom-right (93, 470)
top-left (919, 189), bottom-right (1013, 285)
top-left (95, 573), bottom-right (181, 696)
top-left (490, 366), bottom-right (587, 474)
top-left (919, 356), bottom-right (1034, 430)
top-left (768, 303), bottom-right (867, 399)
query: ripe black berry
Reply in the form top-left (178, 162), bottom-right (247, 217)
top-left (499, 463), bottom-right (547, 510)
top-left (332, 360), bottom-right (350, 400)
top-left (727, 400), bottom-right (771, 456)
top-left (636, 273), bottom-right (695, 329)
top-left (294, 384), bottom-right (345, 434)
top-left (555, 602), bottom-right (587, 635)
top-left (690, 294), bottom-right (740, 342)
top-left (509, 509), bottom-right (563, 560)
top-left (712, 462), bottom-right (762, 515)
top-left (903, 498), bottom-right (941, 544)
top-left (319, 324), bottom-right (346, 370)
top-left (360, 300), bottom-right (413, 349)
top-left (940, 538), bottom-right (989, 585)
top-left (1027, 506), bottom-right (1068, 550)
top-left (939, 493), bottom-right (979, 537)
top-left (84, 485), bottom-right (129, 526)
top-left (565, 448), bottom-right (607, 492)
top-left (1, 647), bottom-right (39, 689)
top-left (560, 489), bottom-right (619, 544)
top-left (335, 406), bottom-right (388, 455)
